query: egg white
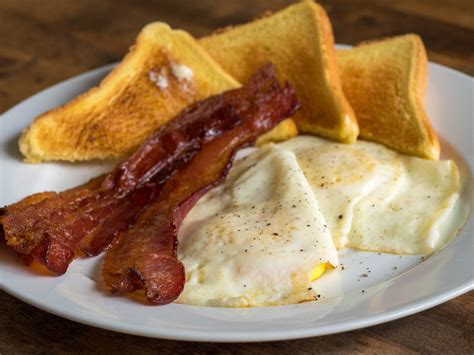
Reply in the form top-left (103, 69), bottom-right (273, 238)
top-left (280, 136), bottom-right (460, 254)
top-left (174, 135), bottom-right (460, 307)
top-left (176, 145), bottom-right (338, 307)
top-left (280, 136), bottom-right (403, 247)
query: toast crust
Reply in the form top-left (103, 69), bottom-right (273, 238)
top-left (19, 23), bottom-right (295, 163)
top-left (256, 118), bottom-right (298, 145)
top-left (337, 34), bottom-right (439, 159)
top-left (20, 23), bottom-right (241, 162)
top-left (20, 23), bottom-right (239, 162)
top-left (199, 1), bottom-right (359, 143)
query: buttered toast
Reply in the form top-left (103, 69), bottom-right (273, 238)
top-left (19, 23), bottom-right (296, 162)
top-left (199, 1), bottom-right (359, 143)
top-left (337, 34), bottom-right (440, 160)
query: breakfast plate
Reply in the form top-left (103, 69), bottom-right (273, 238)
top-left (0, 47), bottom-right (473, 341)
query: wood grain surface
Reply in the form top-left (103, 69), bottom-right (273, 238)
top-left (0, 0), bottom-right (473, 353)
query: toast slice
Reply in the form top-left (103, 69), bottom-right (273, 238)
top-left (19, 23), bottom-right (295, 163)
top-left (337, 34), bottom-right (440, 159)
top-left (199, 1), bottom-right (358, 143)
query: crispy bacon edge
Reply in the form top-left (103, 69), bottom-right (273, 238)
top-left (102, 64), bottom-right (300, 305)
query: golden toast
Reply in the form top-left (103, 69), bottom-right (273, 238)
top-left (19, 22), bottom-right (295, 162)
top-left (337, 34), bottom-right (440, 159)
top-left (199, 1), bottom-right (358, 143)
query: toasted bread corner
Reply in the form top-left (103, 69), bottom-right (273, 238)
top-left (19, 21), bottom-right (296, 162)
top-left (199, 1), bottom-right (359, 144)
top-left (256, 118), bottom-right (299, 146)
top-left (338, 34), bottom-right (440, 159)
top-left (19, 22), bottom-right (237, 162)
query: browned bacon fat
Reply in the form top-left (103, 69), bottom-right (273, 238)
top-left (0, 64), bottom-right (298, 277)
top-left (103, 65), bottom-right (300, 304)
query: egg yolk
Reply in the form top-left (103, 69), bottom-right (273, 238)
top-left (310, 263), bottom-right (328, 281)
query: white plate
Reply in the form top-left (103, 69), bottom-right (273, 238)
top-left (0, 51), bottom-right (473, 342)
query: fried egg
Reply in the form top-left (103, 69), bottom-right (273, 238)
top-left (280, 135), bottom-right (401, 247)
top-left (281, 135), bottom-right (460, 254)
top-left (176, 145), bottom-right (338, 307)
top-left (175, 135), bottom-right (460, 307)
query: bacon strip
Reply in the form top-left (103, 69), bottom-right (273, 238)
top-left (103, 65), bottom-right (300, 304)
top-left (0, 177), bottom-right (103, 255)
top-left (0, 63), bottom-right (296, 275)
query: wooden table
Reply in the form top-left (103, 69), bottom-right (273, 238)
top-left (0, 0), bottom-right (472, 353)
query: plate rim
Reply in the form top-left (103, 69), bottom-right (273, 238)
top-left (2, 274), bottom-right (472, 342)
